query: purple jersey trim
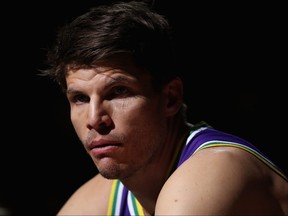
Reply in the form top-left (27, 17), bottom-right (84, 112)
top-left (109, 125), bottom-right (287, 215)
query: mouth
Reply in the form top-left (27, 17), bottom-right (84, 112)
top-left (88, 139), bottom-right (121, 156)
top-left (88, 139), bottom-right (120, 150)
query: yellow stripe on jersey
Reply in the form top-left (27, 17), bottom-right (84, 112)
top-left (134, 195), bottom-right (145, 215)
top-left (107, 180), bottom-right (119, 215)
top-left (197, 142), bottom-right (288, 181)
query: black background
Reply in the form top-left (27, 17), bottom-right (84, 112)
top-left (0, 1), bottom-right (286, 215)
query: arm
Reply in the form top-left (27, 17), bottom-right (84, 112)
top-left (57, 174), bottom-right (113, 215)
top-left (155, 146), bottom-right (275, 215)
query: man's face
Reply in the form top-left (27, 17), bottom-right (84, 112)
top-left (65, 58), bottom-right (169, 180)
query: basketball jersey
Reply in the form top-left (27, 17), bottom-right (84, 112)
top-left (107, 123), bottom-right (288, 215)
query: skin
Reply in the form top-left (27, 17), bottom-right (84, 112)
top-left (57, 57), bottom-right (288, 215)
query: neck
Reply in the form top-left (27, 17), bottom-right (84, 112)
top-left (121, 113), bottom-right (193, 214)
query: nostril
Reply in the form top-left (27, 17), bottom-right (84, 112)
top-left (97, 123), bottom-right (113, 135)
top-left (87, 111), bottom-right (114, 134)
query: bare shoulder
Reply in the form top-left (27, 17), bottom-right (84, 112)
top-left (156, 146), bottom-right (288, 215)
top-left (57, 174), bottom-right (113, 215)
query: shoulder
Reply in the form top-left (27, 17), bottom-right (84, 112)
top-left (57, 174), bottom-right (113, 215)
top-left (156, 146), bottom-right (274, 215)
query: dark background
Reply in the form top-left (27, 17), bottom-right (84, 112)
top-left (1, 1), bottom-right (286, 215)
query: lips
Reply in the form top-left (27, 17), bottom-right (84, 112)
top-left (88, 139), bottom-right (121, 156)
top-left (88, 139), bottom-right (120, 150)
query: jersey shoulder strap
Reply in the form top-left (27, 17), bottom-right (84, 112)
top-left (107, 180), bottom-right (145, 216)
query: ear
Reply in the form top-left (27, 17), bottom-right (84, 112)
top-left (163, 77), bottom-right (183, 117)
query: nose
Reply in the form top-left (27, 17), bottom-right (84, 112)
top-left (87, 99), bottom-right (113, 134)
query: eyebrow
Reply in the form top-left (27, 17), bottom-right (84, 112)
top-left (107, 75), bottom-right (130, 86)
top-left (66, 74), bottom-right (132, 95)
top-left (66, 88), bottom-right (81, 95)
top-left (101, 72), bottom-right (136, 90)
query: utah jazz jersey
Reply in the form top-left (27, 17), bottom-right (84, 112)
top-left (107, 123), bottom-right (288, 215)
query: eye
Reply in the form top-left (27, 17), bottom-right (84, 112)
top-left (70, 94), bottom-right (90, 104)
top-left (107, 86), bottom-right (130, 100)
top-left (114, 86), bottom-right (128, 95)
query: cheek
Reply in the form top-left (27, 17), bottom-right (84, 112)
top-left (120, 99), bottom-right (166, 131)
top-left (70, 108), bottom-right (86, 138)
top-left (117, 98), bottom-right (159, 119)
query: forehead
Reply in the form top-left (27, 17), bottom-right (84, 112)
top-left (66, 67), bottom-right (135, 87)
top-left (65, 56), bottom-right (153, 91)
top-left (66, 54), bottom-right (148, 79)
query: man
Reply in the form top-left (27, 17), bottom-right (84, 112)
top-left (42, 1), bottom-right (288, 215)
